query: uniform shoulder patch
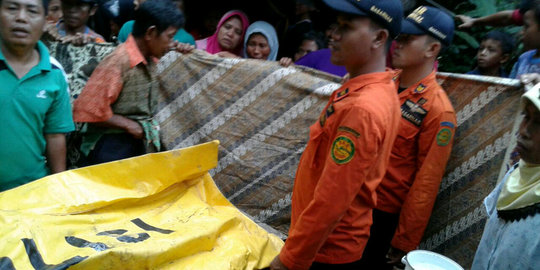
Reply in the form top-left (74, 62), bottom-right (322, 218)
top-left (319, 104), bottom-right (335, 127)
top-left (337, 126), bottom-right (360, 138)
top-left (414, 83), bottom-right (427, 94)
top-left (334, 88), bottom-right (350, 102)
top-left (331, 135), bottom-right (355, 164)
top-left (436, 128), bottom-right (453, 146)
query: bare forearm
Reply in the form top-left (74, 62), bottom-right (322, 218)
top-left (473, 10), bottom-right (515, 27)
top-left (45, 133), bottom-right (67, 174)
top-left (94, 114), bottom-right (144, 139)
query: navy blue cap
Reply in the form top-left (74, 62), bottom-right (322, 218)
top-left (322, 0), bottom-right (404, 38)
top-left (401, 6), bottom-right (454, 46)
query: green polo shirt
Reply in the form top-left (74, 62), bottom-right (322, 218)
top-left (0, 41), bottom-right (75, 192)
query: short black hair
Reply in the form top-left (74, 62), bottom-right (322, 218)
top-left (0, 0), bottom-right (49, 14)
top-left (368, 19), bottom-right (392, 51)
top-left (519, 0), bottom-right (539, 14)
top-left (132, 0), bottom-right (184, 38)
top-left (300, 31), bottom-right (326, 51)
top-left (481, 31), bottom-right (516, 54)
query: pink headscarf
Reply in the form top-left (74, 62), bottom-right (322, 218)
top-left (196, 10), bottom-right (249, 56)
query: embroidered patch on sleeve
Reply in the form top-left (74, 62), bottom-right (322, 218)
top-left (440, 121), bottom-right (455, 128)
top-left (436, 128), bottom-right (452, 146)
top-left (337, 126), bottom-right (360, 138)
top-left (331, 136), bottom-right (355, 164)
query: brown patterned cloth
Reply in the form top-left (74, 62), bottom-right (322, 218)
top-left (419, 73), bottom-right (523, 268)
top-left (156, 50), bottom-right (341, 236)
top-left (42, 39), bottom-right (117, 102)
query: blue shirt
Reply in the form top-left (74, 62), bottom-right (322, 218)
top-left (510, 50), bottom-right (540, 79)
top-left (471, 164), bottom-right (540, 270)
top-left (466, 68), bottom-right (508, 78)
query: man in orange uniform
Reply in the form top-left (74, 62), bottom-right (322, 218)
top-left (359, 6), bottom-right (457, 269)
top-left (270, 0), bottom-right (403, 269)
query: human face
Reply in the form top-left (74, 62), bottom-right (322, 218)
top-left (476, 38), bottom-right (505, 69)
top-left (521, 10), bottom-right (540, 51)
top-left (517, 102), bottom-right (540, 164)
top-left (328, 15), bottom-right (378, 72)
top-left (0, 0), bottom-right (45, 48)
top-left (294, 39), bottom-right (318, 61)
top-left (246, 33), bottom-right (270, 59)
top-left (392, 34), bottom-right (430, 69)
top-left (147, 26), bottom-right (178, 59)
top-left (217, 16), bottom-right (243, 51)
top-left (61, 0), bottom-right (95, 31)
top-left (133, 0), bottom-right (146, 10)
top-left (46, 0), bottom-right (62, 23)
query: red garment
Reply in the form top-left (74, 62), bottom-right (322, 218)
top-left (376, 70), bottom-right (456, 252)
top-left (279, 71), bottom-right (401, 270)
top-left (512, 9), bottom-right (524, 25)
top-left (73, 35), bottom-right (147, 122)
top-left (195, 10), bottom-right (249, 55)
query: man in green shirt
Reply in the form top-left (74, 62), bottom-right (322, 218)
top-left (0, 0), bottom-right (75, 191)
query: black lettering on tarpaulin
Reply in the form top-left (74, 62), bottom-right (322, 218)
top-left (94, 228), bottom-right (149, 243)
top-left (131, 218), bottom-right (174, 234)
top-left (22, 238), bottom-right (87, 270)
top-left (117, 233), bottom-right (150, 243)
top-left (96, 229), bottom-right (128, 236)
top-left (65, 236), bottom-right (110, 251)
top-left (0, 257), bottom-right (16, 270)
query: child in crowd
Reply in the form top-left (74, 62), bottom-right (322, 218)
top-left (467, 31), bottom-right (515, 77)
top-left (56, 0), bottom-right (105, 43)
top-left (46, 0), bottom-right (63, 23)
top-left (293, 31), bottom-right (325, 62)
top-left (72, 0), bottom-right (193, 165)
top-left (279, 31), bottom-right (326, 69)
top-left (510, 1), bottom-right (540, 80)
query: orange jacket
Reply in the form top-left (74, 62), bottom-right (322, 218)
top-left (279, 71), bottom-right (401, 270)
top-left (376, 70), bottom-right (456, 252)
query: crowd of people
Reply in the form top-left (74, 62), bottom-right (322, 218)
top-left (0, 0), bottom-right (540, 269)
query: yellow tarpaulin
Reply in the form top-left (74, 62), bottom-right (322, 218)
top-left (0, 141), bottom-right (283, 270)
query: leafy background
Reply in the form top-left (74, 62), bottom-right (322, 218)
top-left (431, 0), bottom-right (523, 73)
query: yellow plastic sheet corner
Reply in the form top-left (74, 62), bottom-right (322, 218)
top-left (0, 140), bottom-right (283, 269)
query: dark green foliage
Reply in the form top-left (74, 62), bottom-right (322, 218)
top-left (432, 0), bottom-right (522, 73)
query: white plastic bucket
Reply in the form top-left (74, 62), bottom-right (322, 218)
top-left (401, 250), bottom-right (464, 270)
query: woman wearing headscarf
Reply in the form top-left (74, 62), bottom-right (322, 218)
top-left (472, 83), bottom-right (540, 269)
top-left (243, 21), bottom-right (279, 61)
top-left (196, 10), bottom-right (249, 57)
